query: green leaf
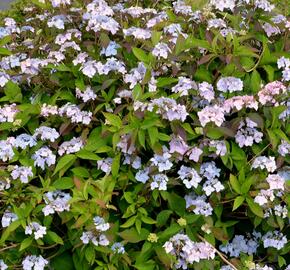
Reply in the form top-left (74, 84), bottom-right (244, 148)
top-left (246, 197), bottom-right (264, 218)
top-left (278, 256), bottom-right (286, 267)
top-left (233, 196), bottom-right (245, 211)
top-left (167, 193), bottom-right (185, 216)
top-left (250, 70), bottom-right (261, 93)
top-left (262, 65), bottom-right (275, 81)
top-left (4, 81), bottom-right (22, 102)
top-left (55, 63), bottom-right (71, 72)
top-left (51, 252), bottom-right (74, 270)
top-left (158, 223), bottom-right (181, 241)
top-left (156, 77), bottom-right (178, 87)
top-left (85, 246), bottom-right (95, 264)
top-left (155, 245), bottom-right (173, 267)
top-left (47, 231), bottom-right (64, 244)
top-left (148, 126), bottom-right (158, 146)
top-left (229, 174), bottom-right (241, 194)
top-left (103, 112), bottom-right (122, 128)
top-left (111, 153), bottom-right (121, 178)
top-left (53, 155), bottom-right (76, 176)
top-left (156, 210), bottom-right (172, 227)
top-left (120, 215), bottom-right (137, 228)
top-left (235, 46), bottom-right (259, 58)
top-left (20, 237), bottom-right (33, 251)
top-left (151, 31), bottom-right (162, 46)
top-left (0, 220), bottom-right (21, 244)
top-left (241, 177), bottom-right (254, 194)
top-left (71, 167), bottom-right (90, 178)
top-left (132, 47), bottom-right (149, 63)
top-left (0, 47), bottom-right (12, 56)
top-left (132, 84), bottom-right (143, 100)
top-left (138, 129), bottom-right (146, 148)
top-left (53, 177), bottom-right (74, 190)
top-left (76, 150), bottom-right (100, 161)
top-left (119, 228), bottom-right (149, 243)
top-left (141, 216), bottom-right (156, 225)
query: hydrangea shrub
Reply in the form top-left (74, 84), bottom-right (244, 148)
top-left (0, 0), bottom-right (289, 269)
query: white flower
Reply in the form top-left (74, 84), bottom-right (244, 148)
top-left (42, 190), bottom-right (71, 216)
top-left (1, 209), bottom-right (18, 228)
top-left (255, 188), bottom-right (277, 206)
top-left (220, 232), bottom-right (261, 257)
top-left (13, 134), bottom-right (36, 149)
top-left (169, 135), bottom-right (189, 156)
top-left (151, 174), bottom-right (169, 190)
top-left (150, 149), bottom-right (173, 172)
top-left (235, 118), bottom-right (263, 147)
top-left (59, 103), bottom-right (92, 125)
top-left (210, 0), bottom-right (235, 11)
top-left (173, 0), bottom-right (193, 16)
top-left (198, 105), bottom-right (225, 127)
top-left (0, 72), bottom-right (10, 87)
top-left (200, 161), bottom-right (221, 180)
top-left (25, 222), bottom-right (47, 239)
top-left (76, 86), bottom-right (97, 102)
top-left (124, 62), bottom-right (146, 89)
top-left (266, 174), bottom-right (285, 191)
top-left (32, 147), bottom-right (56, 170)
top-left (40, 104), bottom-right (59, 117)
top-left (11, 166), bottom-right (33, 183)
top-left (22, 255), bottom-right (48, 270)
top-left (100, 41), bottom-right (120, 57)
top-left (81, 231), bottom-right (109, 246)
top-left (262, 231), bottom-right (287, 250)
top-left (163, 233), bottom-right (215, 268)
top-left (198, 82), bottom-right (215, 102)
top-left (209, 140), bottom-right (227, 156)
top-left (97, 158), bottom-right (113, 174)
top-left (33, 126), bottom-right (60, 142)
top-left (207, 18), bottom-right (227, 29)
top-left (262, 23), bottom-right (280, 37)
top-left (150, 97), bottom-right (188, 122)
top-left (51, 0), bottom-right (71, 8)
top-left (123, 27), bottom-right (151, 40)
top-left (0, 139), bottom-right (15, 161)
top-left (58, 137), bottom-right (84, 156)
top-left (172, 77), bottom-right (195, 96)
top-left (251, 156), bottom-right (277, 172)
top-left (0, 104), bottom-right (18, 123)
top-left (47, 15), bottom-right (66, 29)
top-left (202, 178), bottom-right (224, 196)
top-left (217, 77), bottom-right (243, 92)
top-left (178, 165), bottom-right (202, 189)
top-left (187, 147), bottom-right (203, 162)
top-left (152, 42), bottom-right (171, 59)
top-left (277, 56), bottom-right (290, 69)
top-left (185, 194), bottom-right (213, 216)
top-left (254, 0), bottom-right (274, 11)
top-left (0, 260), bottom-right (8, 270)
top-left (278, 140), bottom-right (290, 156)
top-left (93, 216), bottom-right (110, 231)
top-left (135, 168), bottom-right (150, 183)
top-left (111, 242), bottom-right (125, 254)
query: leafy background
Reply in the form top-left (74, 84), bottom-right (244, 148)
top-left (0, 0), bottom-right (289, 269)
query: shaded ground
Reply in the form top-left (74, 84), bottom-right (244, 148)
top-left (0, 0), bottom-right (14, 10)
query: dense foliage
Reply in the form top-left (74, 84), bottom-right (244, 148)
top-left (0, 0), bottom-right (289, 269)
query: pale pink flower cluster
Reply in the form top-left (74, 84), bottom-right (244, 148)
top-left (198, 105), bottom-right (225, 127)
top-left (258, 81), bottom-right (286, 105)
top-left (0, 104), bottom-right (18, 123)
top-left (223, 95), bottom-right (258, 113)
top-left (235, 118), bottom-right (263, 147)
top-left (163, 233), bottom-right (215, 269)
top-left (251, 156), bottom-right (276, 172)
